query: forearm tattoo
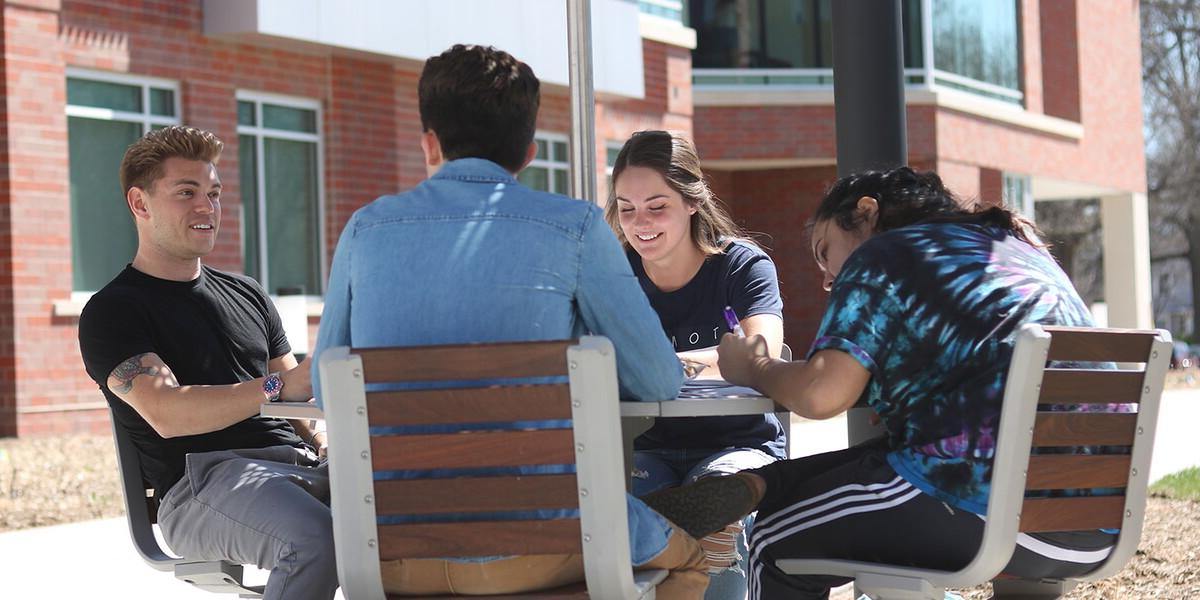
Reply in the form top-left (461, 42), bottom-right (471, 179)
top-left (110, 353), bottom-right (176, 395)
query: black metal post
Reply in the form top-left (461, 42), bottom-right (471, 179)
top-left (832, 1), bottom-right (908, 447)
top-left (831, 0), bottom-right (908, 176)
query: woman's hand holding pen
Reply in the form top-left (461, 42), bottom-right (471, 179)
top-left (717, 331), bottom-right (771, 387)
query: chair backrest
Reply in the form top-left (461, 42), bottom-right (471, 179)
top-left (774, 324), bottom-right (1172, 595)
top-left (958, 324), bottom-right (1172, 586)
top-left (321, 336), bottom-right (639, 599)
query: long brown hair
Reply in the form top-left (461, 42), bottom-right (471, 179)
top-left (605, 130), bottom-right (746, 255)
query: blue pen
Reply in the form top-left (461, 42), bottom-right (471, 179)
top-left (723, 305), bottom-right (745, 337)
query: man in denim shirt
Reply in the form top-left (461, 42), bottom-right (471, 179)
top-left (312, 44), bottom-right (708, 597)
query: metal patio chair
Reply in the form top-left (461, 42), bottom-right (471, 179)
top-left (776, 324), bottom-right (1172, 599)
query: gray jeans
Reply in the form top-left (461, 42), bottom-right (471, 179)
top-left (158, 445), bottom-right (337, 600)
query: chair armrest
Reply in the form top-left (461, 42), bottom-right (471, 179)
top-left (260, 402), bottom-right (324, 420)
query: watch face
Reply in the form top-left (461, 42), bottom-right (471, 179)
top-left (264, 374), bottom-right (283, 399)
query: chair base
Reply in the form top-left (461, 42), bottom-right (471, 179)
top-left (853, 572), bottom-right (943, 600)
top-left (175, 560), bottom-right (265, 598)
top-left (990, 578), bottom-right (1076, 599)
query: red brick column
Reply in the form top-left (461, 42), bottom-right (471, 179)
top-left (1, 0), bottom-right (99, 435)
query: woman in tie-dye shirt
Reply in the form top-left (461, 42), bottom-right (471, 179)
top-left (643, 167), bottom-right (1118, 600)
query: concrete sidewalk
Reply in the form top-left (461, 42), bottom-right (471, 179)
top-left (1, 390), bottom-right (1195, 598)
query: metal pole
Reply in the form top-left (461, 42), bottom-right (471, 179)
top-left (832, 0), bottom-right (908, 446)
top-left (566, 0), bottom-right (598, 204)
top-left (831, 0), bottom-right (908, 176)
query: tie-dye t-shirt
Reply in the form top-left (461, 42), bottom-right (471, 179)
top-left (809, 223), bottom-right (1093, 514)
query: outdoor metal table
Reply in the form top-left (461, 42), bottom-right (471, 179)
top-left (261, 380), bottom-right (784, 491)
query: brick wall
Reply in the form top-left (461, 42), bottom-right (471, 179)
top-left (1, 0), bottom-right (95, 435)
top-left (1040, 0), bottom-right (1080, 122)
top-left (2, 1), bottom-right (691, 436)
top-left (709, 166), bottom-right (838, 348)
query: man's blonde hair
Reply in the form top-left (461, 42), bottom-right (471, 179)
top-left (120, 126), bottom-right (224, 195)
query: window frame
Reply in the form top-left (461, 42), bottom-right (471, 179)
top-left (521, 131), bottom-right (571, 195)
top-left (64, 68), bottom-right (181, 300)
top-left (235, 90), bottom-right (327, 300)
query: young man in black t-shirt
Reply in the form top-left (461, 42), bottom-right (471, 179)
top-left (78, 126), bottom-right (336, 600)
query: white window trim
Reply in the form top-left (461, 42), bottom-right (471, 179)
top-left (525, 131), bottom-right (571, 195)
top-left (65, 67), bottom-right (181, 131)
top-left (63, 68), bottom-right (181, 298)
top-left (604, 140), bottom-right (624, 177)
top-left (235, 90), bottom-right (326, 300)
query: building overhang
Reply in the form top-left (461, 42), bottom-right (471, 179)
top-left (203, 0), bottom-right (647, 100)
top-left (694, 86), bottom-right (1084, 141)
top-left (1031, 175), bottom-right (1128, 201)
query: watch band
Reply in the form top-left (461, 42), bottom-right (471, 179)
top-left (263, 371), bottom-right (284, 403)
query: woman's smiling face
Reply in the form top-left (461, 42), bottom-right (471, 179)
top-left (614, 165), bottom-right (697, 265)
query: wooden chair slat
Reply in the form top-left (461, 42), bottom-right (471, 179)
top-left (356, 340), bottom-right (572, 382)
top-left (1038, 370), bottom-right (1144, 405)
top-left (370, 429), bottom-right (576, 471)
top-left (375, 474), bottom-right (579, 515)
top-left (1019, 496), bottom-right (1126, 532)
top-left (386, 582), bottom-right (591, 600)
top-left (1042, 327), bottom-right (1157, 363)
top-left (1031, 413), bottom-right (1137, 447)
top-left (1025, 455), bottom-right (1132, 490)
top-left (366, 385), bottom-right (572, 426)
top-left (378, 519), bottom-right (583, 559)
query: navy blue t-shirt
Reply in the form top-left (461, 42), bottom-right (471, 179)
top-left (631, 240), bottom-right (787, 458)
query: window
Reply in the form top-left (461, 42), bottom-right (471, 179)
top-left (517, 133), bottom-right (570, 194)
top-left (605, 141), bottom-right (624, 178)
top-left (66, 69), bottom-right (180, 292)
top-left (236, 93), bottom-right (324, 296)
top-left (603, 140), bottom-right (625, 199)
top-left (932, 0), bottom-right (1021, 101)
top-left (687, 0), bottom-right (923, 70)
top-left (1002, 172), bottom-right (1033, 218)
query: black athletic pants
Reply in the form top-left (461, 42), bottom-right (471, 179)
top-left (744, 440), bottom-right (1116, 599)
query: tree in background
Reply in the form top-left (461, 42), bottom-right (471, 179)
top-left (1142, 0), bottom-right (1200, 337)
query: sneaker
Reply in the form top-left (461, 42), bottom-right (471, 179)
top-left (642, 474), bottom-right (759, 539)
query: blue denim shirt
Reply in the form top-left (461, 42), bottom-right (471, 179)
top-left (313, 158), bottom-right (685, 565)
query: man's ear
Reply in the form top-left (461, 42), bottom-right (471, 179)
top-left (420, 130), bottom-right (443, 169)
top-left (127, 187), bottom-right (150, 219)
top-left (516, 141), bottom-right (538, 173)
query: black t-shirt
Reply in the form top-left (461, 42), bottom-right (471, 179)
top-left (78, 265), bottom-right (306, 497)
top-left (630, 241), bottom-right (787, 458)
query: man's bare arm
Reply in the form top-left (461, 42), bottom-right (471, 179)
top-left (111, 353), bottom-right (172, 394)
top-left (269, 353), bottom-right (323, 449)
top-left (108, 352), bottom-right (311, 439)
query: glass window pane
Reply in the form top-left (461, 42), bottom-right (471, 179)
top-left (149, 88), bottom-right (175, 117)
top-left (239, 135), bottom-right (260, 281)
top-left (535, 139), bottom-right (548, 160)
top-left (552, 141), bottom-right (568, 163)
top-left (933, 0), bottom-right (1019, 92)
top-left (263, 138), bottom-right (321, 294)
top-left (518, 166), bottom-right (549, 191)
top-left (67, 78), bottom-right (142, 113)
top-left (553, 169), bottom-right (568, 195)
top-left (238, 101), bottom-right (256, 126)
top-left (606, 144), bottom-right (622, 168)
top-left (68, 117), bottom-right (142, 291)
top-left (902, 0), bottom-right (924, 69)
top-left (262, 104), bottom-right (317, 133)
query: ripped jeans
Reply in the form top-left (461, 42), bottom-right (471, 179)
top-left (633, 447), bottom-right (777, 600)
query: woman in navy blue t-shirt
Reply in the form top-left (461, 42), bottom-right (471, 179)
top-left (605, 130), bottom-right (786, 600)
